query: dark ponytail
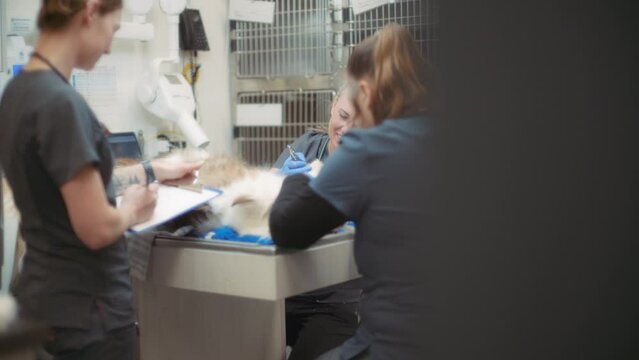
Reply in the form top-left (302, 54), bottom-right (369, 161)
top-left (348, 24), bottom-right (436, 124)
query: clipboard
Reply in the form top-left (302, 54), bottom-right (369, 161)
top-left (117, 185), bottom-right (221, 232)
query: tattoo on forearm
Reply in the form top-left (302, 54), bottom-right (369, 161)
top-left (111, 173), bottom-right (140, 196)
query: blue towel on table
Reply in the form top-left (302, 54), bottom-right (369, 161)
top-left (198, 225), bottom-right (274, 245)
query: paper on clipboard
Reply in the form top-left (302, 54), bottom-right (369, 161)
top-left (229, 0), bottom-right (276, 24)
top-left (351, 0), bottom-right (391, 16)
top-left (117, 185), bottom-right (221, 232)
top-left (236, 103), bottom-right (283, 126)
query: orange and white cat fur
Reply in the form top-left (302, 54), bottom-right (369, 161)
top-left (171, 150), bottom-right (322, 237)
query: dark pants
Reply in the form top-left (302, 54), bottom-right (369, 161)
top-left (37, 324), bottom-right (137, 360)
top-left (315, 346), bottom-right (370, 360)
top-left (286, 300), bottom-right (359, 360)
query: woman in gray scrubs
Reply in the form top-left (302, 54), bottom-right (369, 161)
top-left (270, 24), bottom-right (435, 359)
top-left (274, 87), bottom-right (355, 170)
top-left (0, 1), bottom-right (201, 358)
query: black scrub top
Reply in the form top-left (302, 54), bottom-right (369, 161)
top-left (309, 115), bottom-right (432, 358)
top-left (0, 71), bottom-right (134, 333)
top-left (274, 130), bottom-right (362, 304)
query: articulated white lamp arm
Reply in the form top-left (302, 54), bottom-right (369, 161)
top-left (115, 0), bottom-right (155, 41)
top-left (135, 0), bottom-right (210, 149)
top-left (160, 0), bottom-right (187, 62)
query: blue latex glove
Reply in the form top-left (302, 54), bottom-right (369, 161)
top-left (278, 152), bottom-right (312, 175)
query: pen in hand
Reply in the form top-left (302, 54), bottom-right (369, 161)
top-left (278, 144), bottom-right (311, 176)
top-left (287, 145), bottom-right (299, 161)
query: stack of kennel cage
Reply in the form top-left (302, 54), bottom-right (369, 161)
top-left (230, 0), bottom-right (438, 166)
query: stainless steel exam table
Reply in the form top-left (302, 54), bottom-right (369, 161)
top-left (134, 232), bottom-right (359, 360)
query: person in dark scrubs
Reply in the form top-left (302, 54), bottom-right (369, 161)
top-left (273, 89), bottom-right (361, 360)
top-left (0, 1), bottom-right (201, 359)
top-left (270, 24), bottom-right (435, 360)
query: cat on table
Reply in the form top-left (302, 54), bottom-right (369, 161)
top-left (168, 150), bottom-right (322, 237)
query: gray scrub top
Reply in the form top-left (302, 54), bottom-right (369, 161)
top-left (0, 71), bottom-right (133, 334)
top-left (310, 114), bottom-right (432, 358)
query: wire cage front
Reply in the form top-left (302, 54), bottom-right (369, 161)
top-left (345, 0), bottom-right (438, 62)
top-left (232, 0), bottom-right (335, 79)
top-left (231, 0), bottom-right (438, 166)
top-left (235, 90), bottom-right (335, 166)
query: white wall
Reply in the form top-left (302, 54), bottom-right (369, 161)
top-left (103, 0), bottom-right (232, 154)
top-left (3, 0), bottom-right (38, 38)
top-left (1, 204), bottom-right (17, 293)
top-left (1, 0), bottom-right (232, 292)
top-left (2, 0), bottom-right (231, 151)
top-left (190, 0), bottom-right (232, 154)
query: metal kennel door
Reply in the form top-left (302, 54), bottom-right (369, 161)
top-left (230, 0), bottom-right (438, 166)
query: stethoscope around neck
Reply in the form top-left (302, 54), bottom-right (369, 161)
top-left (30, 51), bottom-right (68, 83)
top-left (318, 135), bottom-right (330, 161)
